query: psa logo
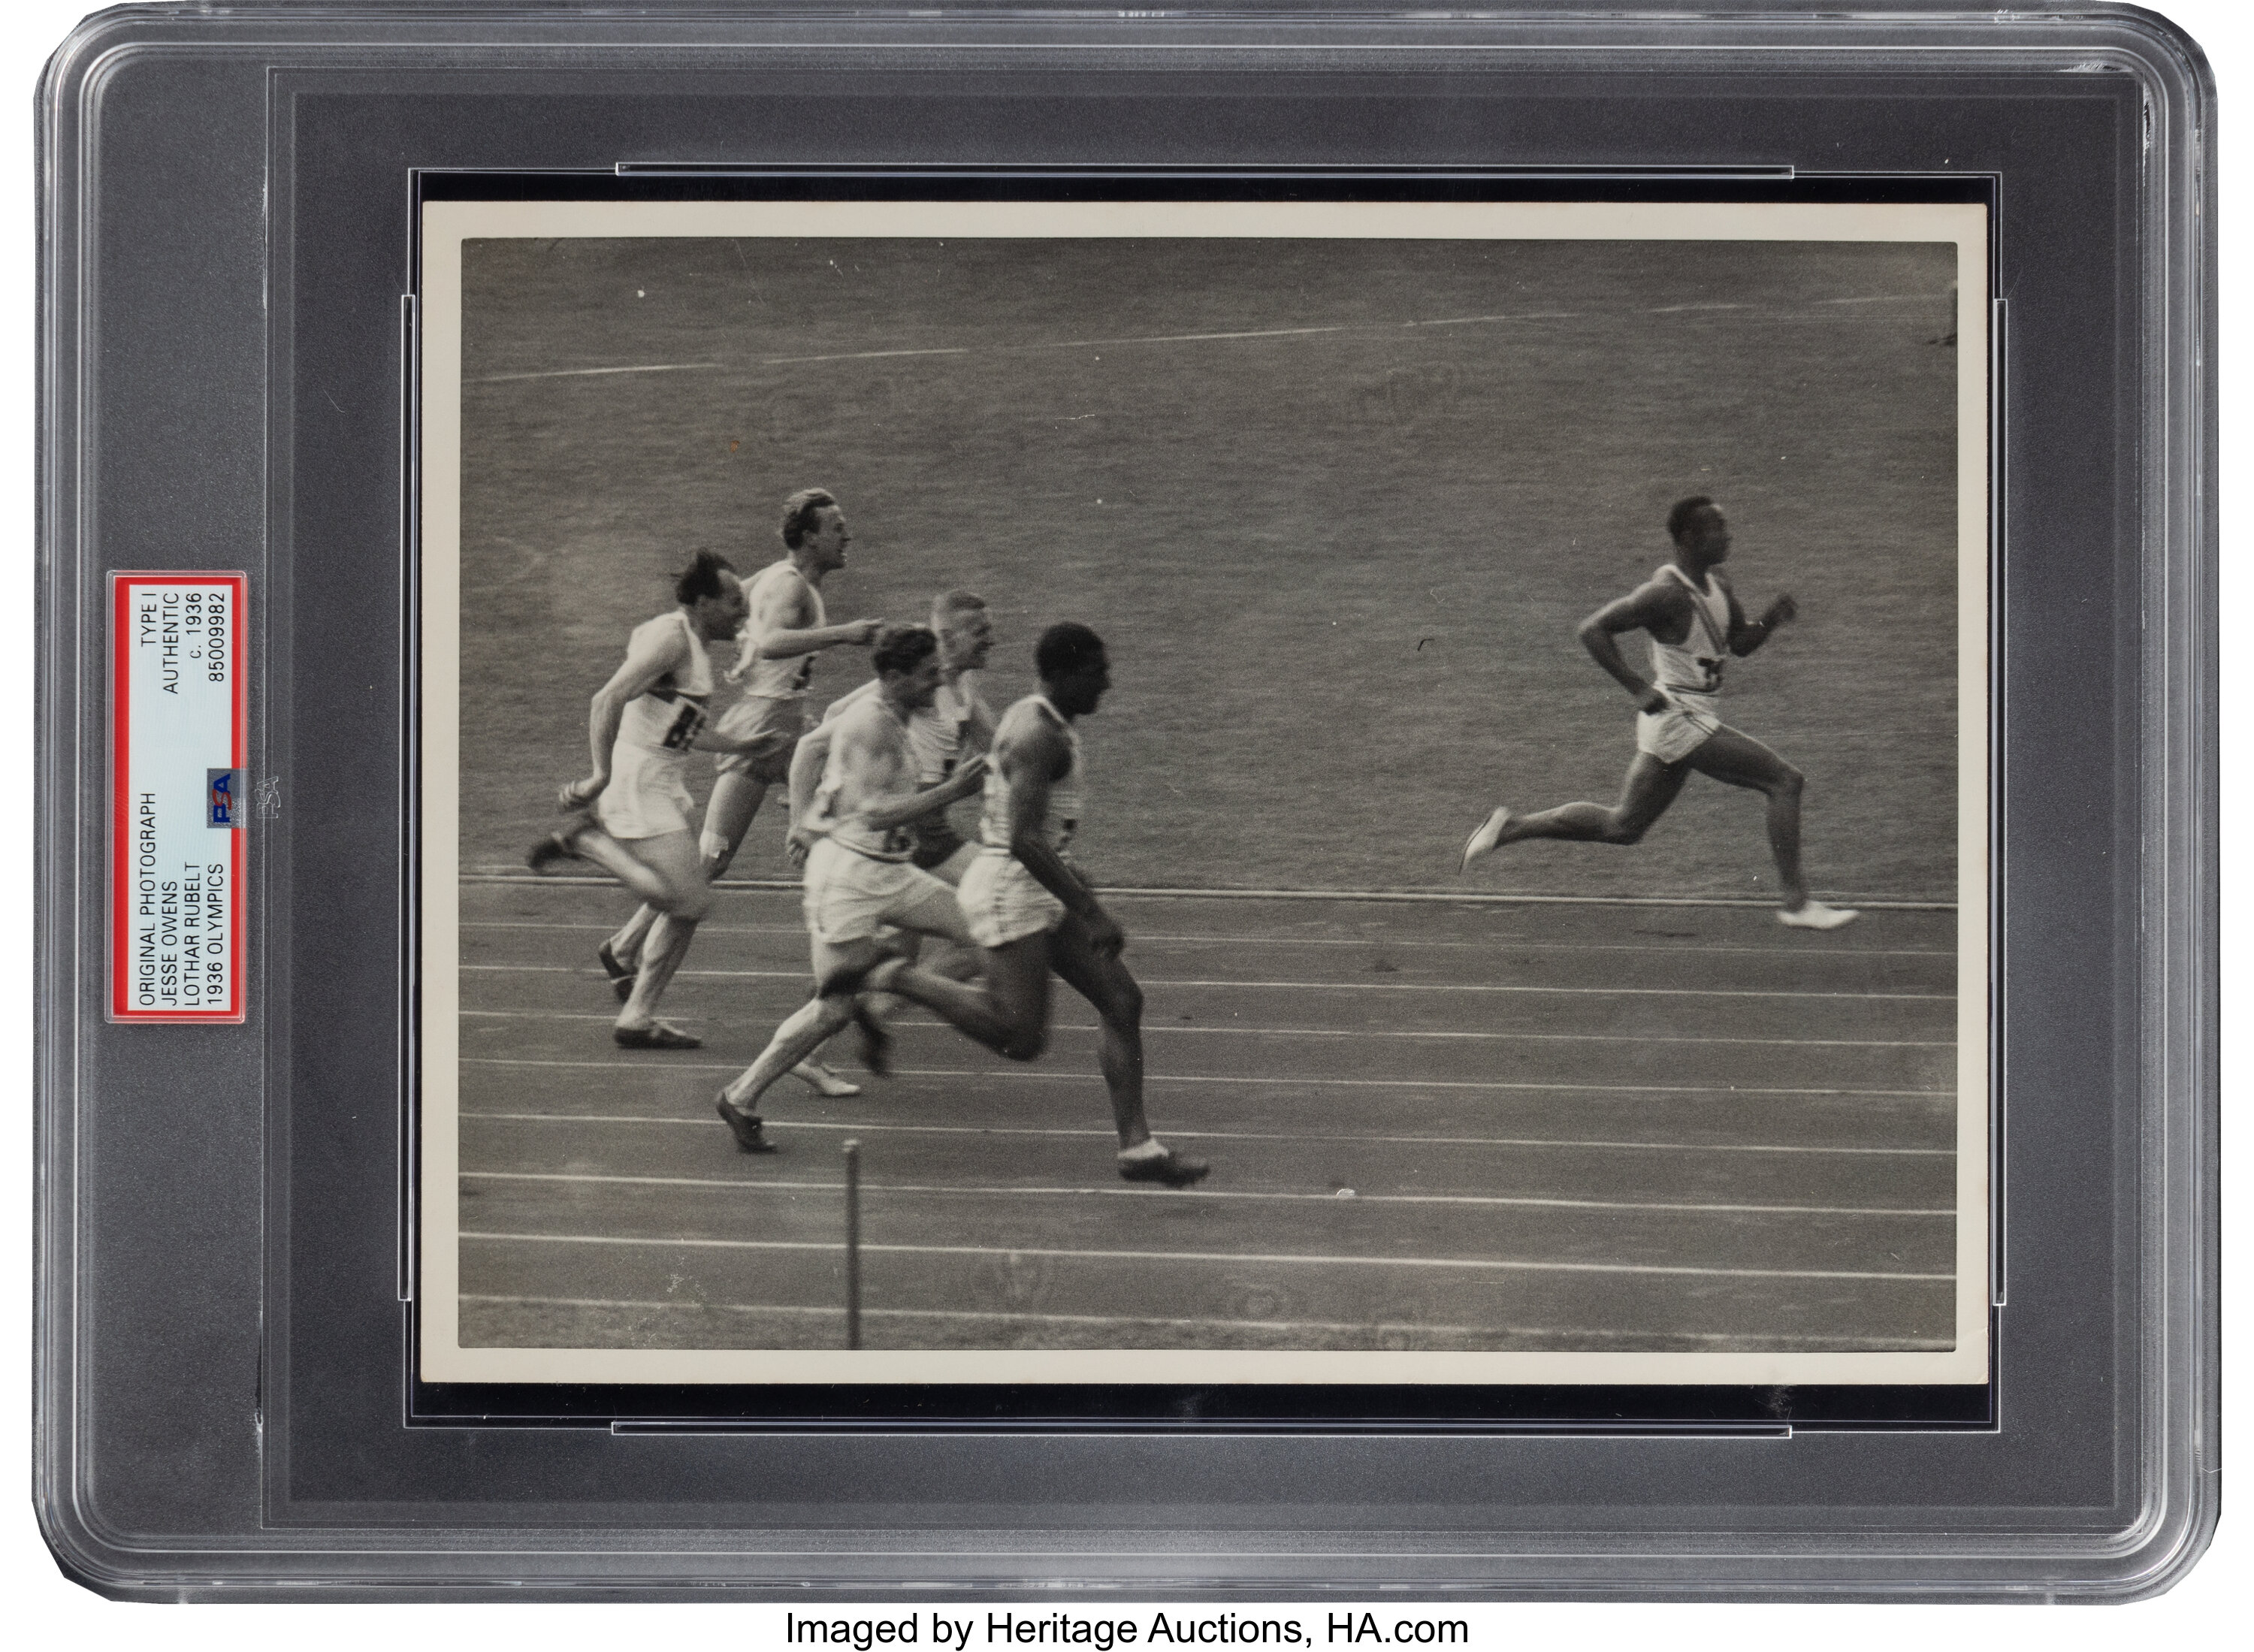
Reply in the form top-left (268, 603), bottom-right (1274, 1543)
top-left (207, 768), bottom-right (246, 829)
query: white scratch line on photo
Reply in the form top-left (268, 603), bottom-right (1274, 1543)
top-left (757, 325), bottom-right (1349, 366)
top-left (460, 1110), bottom-right (1957, 1158)
top-left (475, 298), bottom-right (1940, 382)
top-left (1405, 312), bottom-right (1579, 327)
top-left (458, 1294), bottom-right (1952, 1350)
top-left (755, 346), bottom-right (974, 364)
top-left (453, 1007), bottom-right (1952, 1050)
top-left (462, 1168), bottom-right (1953, 1222)
top-left (456, 962), bottom-right (1949, 1002)
top-left (457, 1056), bottom-right (1950, 1100)
top-left (468, 361), bottom-right (727, 383)
top-left (458, 1230), bottom-right (1955, 1285)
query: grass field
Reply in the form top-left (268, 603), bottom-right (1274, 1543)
top-left (457, 234), bottom-right (1960, 900)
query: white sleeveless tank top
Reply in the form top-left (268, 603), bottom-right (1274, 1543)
top-left (819, 672), bottom-right (977, 787)
top-left (733, 562), bottom-right (826, 699)
top-left (816, 696), bottom-right (918, 863)
top-left (977, 696), bottom-right (1082, 856)
top-left (615, 610), bottom-right (715, 755)
top-left (1648, 563), bottom-right (1732, 697)
top-left (914, 675), bottom-right (978, 786)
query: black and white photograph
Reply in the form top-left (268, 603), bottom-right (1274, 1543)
top-left (416, 196), bottom-right (1990, 1388)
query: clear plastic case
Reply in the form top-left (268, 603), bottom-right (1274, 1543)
top-left (32, 2), bottom-right (2216, 1599)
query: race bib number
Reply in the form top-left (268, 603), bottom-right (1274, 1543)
top-left (658, 696), bottom-right (709, 751)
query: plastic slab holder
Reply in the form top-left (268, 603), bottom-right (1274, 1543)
top-left (34, 1), bottom-right (2216, 1602)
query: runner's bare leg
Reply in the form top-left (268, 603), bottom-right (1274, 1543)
top-left (1495, 754), bottom-right (1689, 846)
top-left (607, 770), bottom-right (772, 965)
top-left (606, 902), bottom-right (659, 969)
top-left (612, 830), bottom-right (709, 1030)
top-left (1045, 914), bottom-right (1153, 1148)
top-left (569, 826), bottom-right (681, 910)
top-left (1683, 725), bottom-right (1811, 908)
top-left (736, 890), bottom-right (983, 1104)
top-left (721, 985), bottom-right (860, 1109)
top-left (875, 934), bottom-right (1050, 1060)
top-left (697, 771), bottom-right (772, 878)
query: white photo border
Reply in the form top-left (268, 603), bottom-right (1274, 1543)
top-left (416, 195), bottom-right (1990, 1391)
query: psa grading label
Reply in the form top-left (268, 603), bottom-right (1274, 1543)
top-left (109, 572), bottom-right (246, 1022)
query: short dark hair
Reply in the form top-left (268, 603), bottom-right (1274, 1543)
top-left (1666, 496), bottom-right (1718, 542)
top-left (872, 624), bottom-right (939, 678)
top-left (673, 548), bottom-right (736, 605)
top-left (780, 488), bottom-right (838, 549)
top-left (1035, 621), bottom-right (1106, 681)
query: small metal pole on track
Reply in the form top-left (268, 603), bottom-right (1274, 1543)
top-left (842, 1138), bottom-right (863, 1350)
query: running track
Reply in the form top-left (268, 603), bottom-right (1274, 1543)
top-left (450, 877), bottom-right (1959, 1354)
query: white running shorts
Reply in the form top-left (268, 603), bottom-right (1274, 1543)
top-left (713, 692), bottom-right (804, 781)
top-left (801, 835), bottom-right (969, 947)
top-left (1635, 690), bottom-right (1724, 766)
top-left (956, 848), bottom-right (1067, 949)
top-left (596, 744), bottom-right (695, 841)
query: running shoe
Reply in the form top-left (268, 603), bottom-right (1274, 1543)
top-left (1460, 807), bottom-right (1512, 871)
top-left (792, 1062), bottom-right (862, 1098)
top-left (715, 1094), bottom-right (777, 1154)
top-left (1117, 1147), bottom-right (1210, 1188)
top-left (613, 1020), bottom-right (701, 1050)
top-left (526, 808), bottom-right (597, 874)
top-left (1777, 899), bottom-right (1860, 931)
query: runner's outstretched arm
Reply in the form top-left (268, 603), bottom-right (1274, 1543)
top-left (739, 584), bottom-right (883, 660)
top-left (857, 754), bottom-right (987, 833)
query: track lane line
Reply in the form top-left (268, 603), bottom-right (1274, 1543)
top-left (460, 1294), bottom-right (1950, 1350)
top-left (467, 870), bottom-right (1954, 910)
top-left (459, 962), bottom-right (1950, 1002)
top-left (460, 1110), bottom-right (1956, 1156)
top-left (458, 1006), bottom-right (1951, 1050)
top-left (461, 1230), bottom-right (1954, 1284)
top-left (459, 1056), bottom-right (1950, 1099)
top-left (461, 1168), bottom-right (1954, 1220)
top-left (461, 917), bottom-right (1954, 959)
